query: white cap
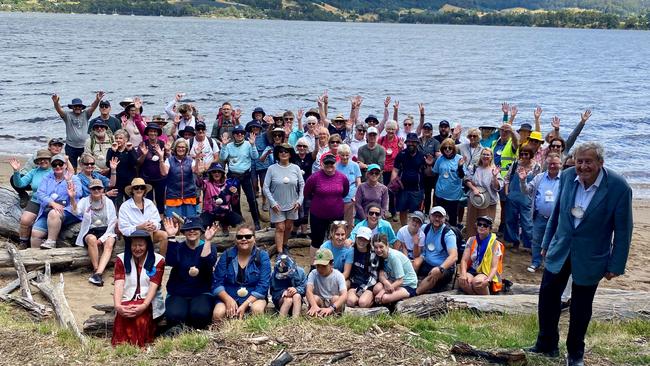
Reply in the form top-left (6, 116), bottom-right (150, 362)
top-left (306, 115), bottom-right (318, 124)
top-left (356, 226), bottom-right (373, 240)
top-left (367, 126), bottom-right (379, 135)
top-left (430, 206), bottom-right (447, 217)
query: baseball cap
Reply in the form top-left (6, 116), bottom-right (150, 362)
top-left (88, 179), bottom-right (104, 189)
top-left (408, 211), bottom-right (425, 223)
top-left (366, 164), bottom-right (381, 172)
top-left (99, 100), bottom-right (111, 108)
top-left (48, 137), bottom-right (65, 146)
top-left (322, 154), bottom-right (337, 165)
top-left (528, 131), bottom-right (544, 141)
top-left (439, 120), bottom-right (450, 128)
top-left (356, 226), bottom-right (373, 240)
top-left (518, 123), bottom-right (533, 132)
top-left (367, 126), bottom-right (378, 135)
top-left (314, 248), bottom-right (334, 265)
top-left (423, 122), bottom-right (433, 130)
top-left (430, 206), bottom-right (447, 217)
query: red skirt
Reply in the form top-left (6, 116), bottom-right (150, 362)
top-left (111, 299), bottom-right (155, 347)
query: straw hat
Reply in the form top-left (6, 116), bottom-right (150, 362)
top-left (469, 187), bottom-right (490, 209)
top-left (124, 177), bottom-right (152, 196)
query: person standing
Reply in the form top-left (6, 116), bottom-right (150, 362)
top-left (52, 91), bottom-right (103, 171)
top-left (88, 100), bottom-right (121, 133)
top-left (527, 142), bottom-right (633, 366)
top-left (392, 133), bottom-right (426, 226)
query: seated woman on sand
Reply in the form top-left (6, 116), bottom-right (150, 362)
top-left (457, 216), bottom-right (505, 295)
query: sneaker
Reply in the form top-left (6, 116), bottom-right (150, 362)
top-left (527, 265), bottom-right (538, 273)
top-left (88, 273), bottom-right (104, 287)
top-left (254, 222), bottom-right (262, 231)
top-left (40, 239), bottom-right (57, 250)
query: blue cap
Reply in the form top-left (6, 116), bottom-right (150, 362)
top-left (232, 125), bottom-right (245, 134)
top-left (423, 122), bottom-right (433, 129)
top-left (367, 164), bottom-right (381, 172)
top-left (245, 120), bottom-right (263, 132)
top-left (67, 98), bottom-right (86, 109)
top-left (180, 216), bottom-right (204, 232)
top-left (251, 107), bottom-right (266, 119)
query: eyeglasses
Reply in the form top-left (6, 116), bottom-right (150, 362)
top-left (329, 141), bottom-right (340, 145)
top-left (297, 145), bottom-right (308, 148)
top-left (332, 220), bottom-right (347, 225)
top-left (83, 162), bottom-right (95, 166)
top-left (520, 153), bottom-right (530, 157)
top-left (176, 146), bottom-right (188, 149)
top-left (368, 211), bottom-right (381, 217)
top-left (51, 162), bottom-right (64, 168)
top-left (442, 146), bottom-right (454, 151)
top-left (236, 234), bottom-right (254, 240)
top-left (477, 222), bottom-right (491, 228)
top-left (278, 150), bottom-right (290, 154)
top-left (233, 131), bottom-right (245, 135)
top-left (132, 185), bottom-right (146, 191)
top-left (469, 135), bottom-right (480, 138)
top-left (550, 144), bottom-right (562, 148)
top-left (90, 187), bottom-right (103, 191)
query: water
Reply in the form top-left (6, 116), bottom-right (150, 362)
top-left (1, 12), bottom-right (649, 196)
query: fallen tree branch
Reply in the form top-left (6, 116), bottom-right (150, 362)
top-left (450, 342), bottom-right (527, 365)
top-left (6, 243), bottom-right (34, 301)
top-left (0, 271), bottom-right (38, 297)
top-left (292, 348), bottom-right (353, 355)
top-left (1, 294), bottom-right (51, 320)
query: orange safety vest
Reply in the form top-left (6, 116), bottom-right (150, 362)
top-left (467, 233), bottom-right (504, 294)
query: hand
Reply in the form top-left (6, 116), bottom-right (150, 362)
top-left (51, 94), bottom-right (60, 104)
top-left (344, 239), bottom-right (353, 248)
top-left (397, 138), bottom-right (404, 149)
top-left (307, 306), bottom-right (320, 317)
top-left (236, 301), bottom-right (249, 319)
top-left (393, 100), bottom-right (399, 111)
top-left (492, 166), bottom-right (500, 177)
top-left (96, 90), bottom-right (105, 101)
top-left (322, 89), bottom-right (328, 104)
top-left (66, 181), bottom-right (76, 199)
top-left (292, 202), bottom-right (301, 211)
top-left (453, 124), bottom-right (462, 138)
top-left (458, 157), bottom-right (465, 167)
top-left (472, 187), bottom-right (481, 195)
top-left (229, 186), bottom-right (237, 194)
top-left (194, 142), bottom-right (205, 154)
top-left (286, 287), bottom-right (297, 297)
top-left (459, 273), bottom-right (469, 287)
top-left (8, 158), bottom-right (20, 171)
top-left (384, 283), bottom-right (394, 293)
top-left (173, 114), bottom-right (181, 126)
top-left (139, 220), bottom-right (156, 232)
top-left (534, 106), bottom-right (542, 120)
top-left (501, 102), bottom-right (509, 114)
top-left (105, 189), bottom-right (118, 197)
top-left (412, 233), bottom-right (420, 246)
top-left (604, 272), bottom-right (619, 280)
top-left (131, 303), bottom-right (147, 317)
top-left (233, 108), bottom-right (242, 121)
top-left (540, 249), bottom-right (546, 257)
top-left (510, 105), bottom-right (518, 119)
top-left (271, 204), bottom-right (281, 213)
top-left (318, 307), bottom-right (334, 317)
top-left (109, 157), bottom-right (120, 170)
top-left (50, 201), bottom-right (65, 216)
top-left (263, 115), bottom-right (274, 125)
top-left (581, 109), bottom-right (592, 123)
top-left (204, 224), bottom-right (217, 241)
top-left (551, 116), bottom-right (560, 130)
top-left (226, 298), bottom-right (238, 318)
top-left (154, 144), bottom-right (164, 158)
top-left (111, 142), bottom-right (118, 152)
top-left (163, 217), bottom-right (179, 237)
top-left (175, 92), bottom-right (184, 101)
top-left (384, 96), bottom-right (391, 108)
top-left (134, 97), bottom-right (142, 110)
top-left (115, 304), bottom-right (133, 317)
top-left (418, 103), bottom-right (425, 115)
top-left (126, 142), bottom-right (133, 151)
top-left (222, 134), bottom-right (231, 145)
top-left (248, 132), bottom-right (257, 145)
top-left (425, 154), bottom-right (434, 166)
top-left (517, 166), bottom-right (527, 180)
top-left (138, 142), bottom-right (148, 156)
top-left (296, 108), bottom-right (304, 122)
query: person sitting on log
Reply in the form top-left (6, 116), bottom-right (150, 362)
top-left (415, 207), bottom-right (459, 295)
top-left (270, 253), bottom-right (307, 318)
top-left (112, 230), bottom-right (165, 348)
top-left (161, 216), bottom-right (218, 332)
top-left (72, 179), bottom-right (117, 287)
top-left (10, 138), bottom-right (65, 208)
top-left (346, 227), bottom-right (380, 309)
top-left (75, 153), bottom-right (118, 198)
top-left (118, 178), bottom-right (168, 255)
top-left (31, 154), bottom-right (82, 249)
top-left (9, 149), bottom-right (52, 250)
top-left (306, 248), bottom-right (347, 317)
top-left (212, 225), bottom-right (270, 322)
top-left (394, 211), bottom-right (426, 271)
top-left (319, 221), bottom-right (353, 282)
top-left (372, 233), bottom-right (418, 306)
top-left (457, 216), bottom-right (505, 295)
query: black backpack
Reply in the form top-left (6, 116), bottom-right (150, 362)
top-left (423, 223), bottom-right (465, 264)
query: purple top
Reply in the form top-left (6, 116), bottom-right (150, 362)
top-left (304, 170), bottom-right (349, 219)
top-left (354, 181), bottom-right (389, 220)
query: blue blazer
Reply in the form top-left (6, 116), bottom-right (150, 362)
top-left (542, 167), bottom-right (633, 286)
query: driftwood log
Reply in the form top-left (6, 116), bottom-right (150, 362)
top-left (32, 262), bottom-right (87, 345)
top-left (395, 291), bottom-right (650, 321)
top-left (0, 244), bottom-right (51, 319)
top-left (450, 342), bottom-right (528, 365)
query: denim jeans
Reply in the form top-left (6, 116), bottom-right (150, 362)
top-left (504, 194), bottom-right (533, 248)
top-left (531, 213), bottom-right (548, 267)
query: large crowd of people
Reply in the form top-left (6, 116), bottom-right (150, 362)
top-left (7, 90), bottom-right (633, 366)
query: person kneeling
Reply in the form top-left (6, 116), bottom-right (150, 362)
top-left (73, 179), bottom-right (117, 286)
top-left (270, 254), bottom-right (307, 318)
top-left (372, 234), bottom-right (418, 305)
top-left (212, 225), bottom-right (270, 321)
top-left (457, 216), bottom-right (504, 295)
top-left (306, 248), bottom-right (347, 317)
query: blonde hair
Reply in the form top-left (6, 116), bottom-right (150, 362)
top-left (439, 138), bottom-right (457, 155)
top-left (466, 127), bottom-right (480, 137)
top-left (385, 120), bottom-right (398, 130)
top-left (477, 148), bottom-right (495, 168)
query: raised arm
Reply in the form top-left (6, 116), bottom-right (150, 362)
top-left (533, 106), bottom-right (542, 132)
top-left (86, 91), bottom-right (105, 117)
top-left (379, 96), bottom-right (390, 133)
top-left (392, 100), bottom-right (399, 123)
top-left (501, 102), bottom-right (509, 124)
top-left (565, 109), bottom-right (591, 153)
top-left (416, 103), bottom-right (425, 135)
top-left (508, 105), bottom-right (518, 126)
top-left (51, 94), bottom-right (66, 119)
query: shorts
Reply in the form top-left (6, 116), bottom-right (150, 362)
top-left (396, 190), bottom-right (424, 212)
top-left (83, 226), bottom-right (108, 244)
top-left (349, 284), bottom-right (374, 296)
top-left (165, 204), bottom-right (198, 219)
top-left (25, 200), bottom-right (40, 215)
top-left (270, 208), bottom-right (299, 223)
top-left (417, 262), bottom-right (455, 291)
top-left (403, 286), bottom-right (417, 298)
top-left (33, 210), bottom-right (80, 232)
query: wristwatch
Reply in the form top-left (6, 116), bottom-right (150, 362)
top-left (437, 266), bottom-right (446, 274)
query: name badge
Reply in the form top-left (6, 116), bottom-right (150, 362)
top-left (544, 190), bottom-right (554, 202)
top-left (571, 206), bottom-right (584, 219)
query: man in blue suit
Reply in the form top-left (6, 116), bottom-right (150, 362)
top-left (527, 142), bottom-right (633, 366)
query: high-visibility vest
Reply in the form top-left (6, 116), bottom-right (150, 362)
top-left (491, 138), bottom-right (517, 178)
top-left (467, 233), bottom-right (504, 293)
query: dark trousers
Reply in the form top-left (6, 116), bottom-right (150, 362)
top-left (65, 144), bottom-right (85, 171)
top-left (422, 176), bottom-right (435, 215)
top-left (228, 170), bottom-right (260, 224)
top-left (435, 196), bottom-right (460, 226)
top-left (165, 294), bottom-right (214, 329)
top-left (536, 258), bottom-right (599, 358)
top-left (382, 171), bottom-right (396, 216)
top-left (145, 179), bottom-right (167, 214)
top-left (10, 176), bottom-right (30, 198)
top-left (309, 213), bottom-right (340, 248)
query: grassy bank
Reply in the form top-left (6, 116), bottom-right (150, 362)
top-left (0, 303), bottom-right (648, 365)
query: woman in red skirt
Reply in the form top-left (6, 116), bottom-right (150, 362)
top-left (112, 230), bottom-right (165, 347)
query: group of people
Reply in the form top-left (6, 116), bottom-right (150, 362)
top-left (7, 91), bottom-right (633, 366)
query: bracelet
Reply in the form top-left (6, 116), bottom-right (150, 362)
top-left (330, 304), bottom-right (337, 311)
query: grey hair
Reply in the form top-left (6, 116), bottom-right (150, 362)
top-left (466, 127), bottom-right (480, 137)
top-left (113, 129), bottom-right (130, 140)
top-left (385, 120), bottom-right (398, 130)
top-left (296, 137), bottom-right (310, 147)
top-left (573, 142), bottom-right (604, 162)
top-left (337, 143), bottom-right (351, 155)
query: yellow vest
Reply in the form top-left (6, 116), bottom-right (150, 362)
top-left (491, 138), bottom-right (516, 178)
top-left (468, 233), bottom-right (504, 292)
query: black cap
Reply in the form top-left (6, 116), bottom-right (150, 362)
top-left (322, 154), bottom-right (337, 164)
top-left (518, 123), bottom-right (533, 132)
top-left (405, 133), bottom-right (419, 143)
top-left (195, 121), bottom-right (207, 130)
top-left (99, 100), bottom-right (111, 108)
top-left (439, 120), bottom-right (450, 128)
top-left (423, 122), bottom-right (433, 129)
top-left (476, 215), bottom-right (494, 226)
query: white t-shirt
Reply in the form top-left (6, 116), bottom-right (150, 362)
top-left (189, 137), bottom-right (219, 165)
top-left (396, 225), bottom-right (425, 260)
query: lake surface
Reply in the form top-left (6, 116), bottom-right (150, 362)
top-left (1, 12), bottom-right (649, 196)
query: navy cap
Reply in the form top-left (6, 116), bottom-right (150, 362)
top-left (405, 132), bottom-right (419, 143)
top-left (232, 125), bottom-right (245, 134)
top-left (518, 123), bottom-right (533, 132)
top-left (439, 120), bottom-right (450, 127)
top-left (423, 122), bottom-right (433, 129)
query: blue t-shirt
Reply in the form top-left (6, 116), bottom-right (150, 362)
top-left (336, 161), bottom-right (361, 203)
top-left (422, 224), bottom-right (457, 267)
top-left (432, 155), bottom-right (464, 201)
top-left (320, 240), bottom-right (353, 273)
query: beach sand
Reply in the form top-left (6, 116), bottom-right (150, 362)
top-left (0, 155), bottom-right (648, 327)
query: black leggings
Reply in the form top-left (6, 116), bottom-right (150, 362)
top-left (382, 171), bottom-right (396, 216)
top-left (165, 294), bottom-right (214, 329)
top-left (309, 213), bottom-right (341, 248)
top-left (145, 179), bottom-right (166, 214)
top-left (228, 171), bottom-right (260, 224)
top-left (435, 196), bottom-right (460, 226)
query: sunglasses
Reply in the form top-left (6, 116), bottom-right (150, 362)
top-left (132, 185), bottom-right (146, 191)
top-left (334, 120), bottom-right (344, 124)
top-left (273, 134), bottom-right (284, 138)
top-left (99, 105), bottom-right (110, 109)
top-left (323, 161), bottom-right (335, 166)
top-left (329, 141), bottom-right (340, 145)
top-left (278, 149), bottom-right (290, 154)
top-left (477, 222), bottom-right (491, 228)
top-left (551, 144), bottom-right (562, 148)
top-left (469, 135), bottom-right (480, 138)
top-left (367, 121), bottom-right (378, 125)
top-left (284, 118), bottom-right (294, 121)
top-left (367, 211), bottom-right (381, 217)
top-left (51, 162), bottom-right (64, 168)
top-left (368, 171), bottom-right (380, 176)
top-left (90, 186), bottom-right (103, 191)
top-left (332, 220), bottom-right (347, 225)
top-left (83, 162), bottom-right (95, 166)
top-left (233, 131), bottom-right (245, 135)
top-left (520, 153), bottom-right (530, 157)
top-left (236, 234), bottom-right (254, 240)
top-left (307, 122), bottom-right (317, 126)
top-left (297, 145), bottom-right (308, 148)
top-left (357, 129), bottom-right (366, 133)
top-left (442, 147), bottom-right (454, 151)
top-left (404, 123), bottom-right (412, 126)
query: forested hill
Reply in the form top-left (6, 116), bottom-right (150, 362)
top-left (2, 0), bottom-right (650, 29)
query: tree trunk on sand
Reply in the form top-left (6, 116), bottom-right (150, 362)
top-left (394, 291), bottom-right (650, 321)
top-left (0, 244), bottom-right (51, 320)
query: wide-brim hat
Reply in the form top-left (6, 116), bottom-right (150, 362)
top-left (332, 114), bottom-right (347, 123)
top-left (180, 216), bottom-right (204, 232)
top-left (305, 108), bottom-right (320, 120)
top-left (144, 123), bottom-right (162, 136)
top-left (151, 115), bottom-right (167, 125)
top-left (33, 149), bottom-right (52, 164)
top-left (125, 177), bottom-right (153, 196)
top-left (119, 97), bottom-right (135, 108)
top-left (251, 107), bottom-right (266, 119)
top-left (273, 143), bottom-right (296, 161)
top-left (245, 120), bottom-right (263, 132)
top-left (364, 114), bottom-right (379, 124)
top-left (181, 126), bottom-right (196, 137)
top-left (469, 186), bottom-right (490, 209)
top-left (67, 98), bottom-right (86, 109)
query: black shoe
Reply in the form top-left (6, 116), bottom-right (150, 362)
top-left (254, 222), bottom-right (262, 231)
top-left (162, 324), bottom-right (186, 338)
top-left (561, 299), bottom-right (571, 311)
top-left (17, 240), bottom-right (30, 250)
top-left (88, 273), bottom-right (104, 287)
top-left (566, 355), bottom-right (584, 366)
top-left (525, 345), bottom-right (559, 358)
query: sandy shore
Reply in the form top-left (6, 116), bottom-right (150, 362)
top-left (0, 154), bottom-right (648, 327)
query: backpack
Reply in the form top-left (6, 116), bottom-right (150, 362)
top-left (189, 137), bottom-right (215, 151)
top-left (423, 223), bottom-right (465, 264)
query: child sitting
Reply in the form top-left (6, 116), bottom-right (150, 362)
top-left (270, 254), bottom-right (307, 318)
top-left (306, 248), bottom-right (347, 317)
